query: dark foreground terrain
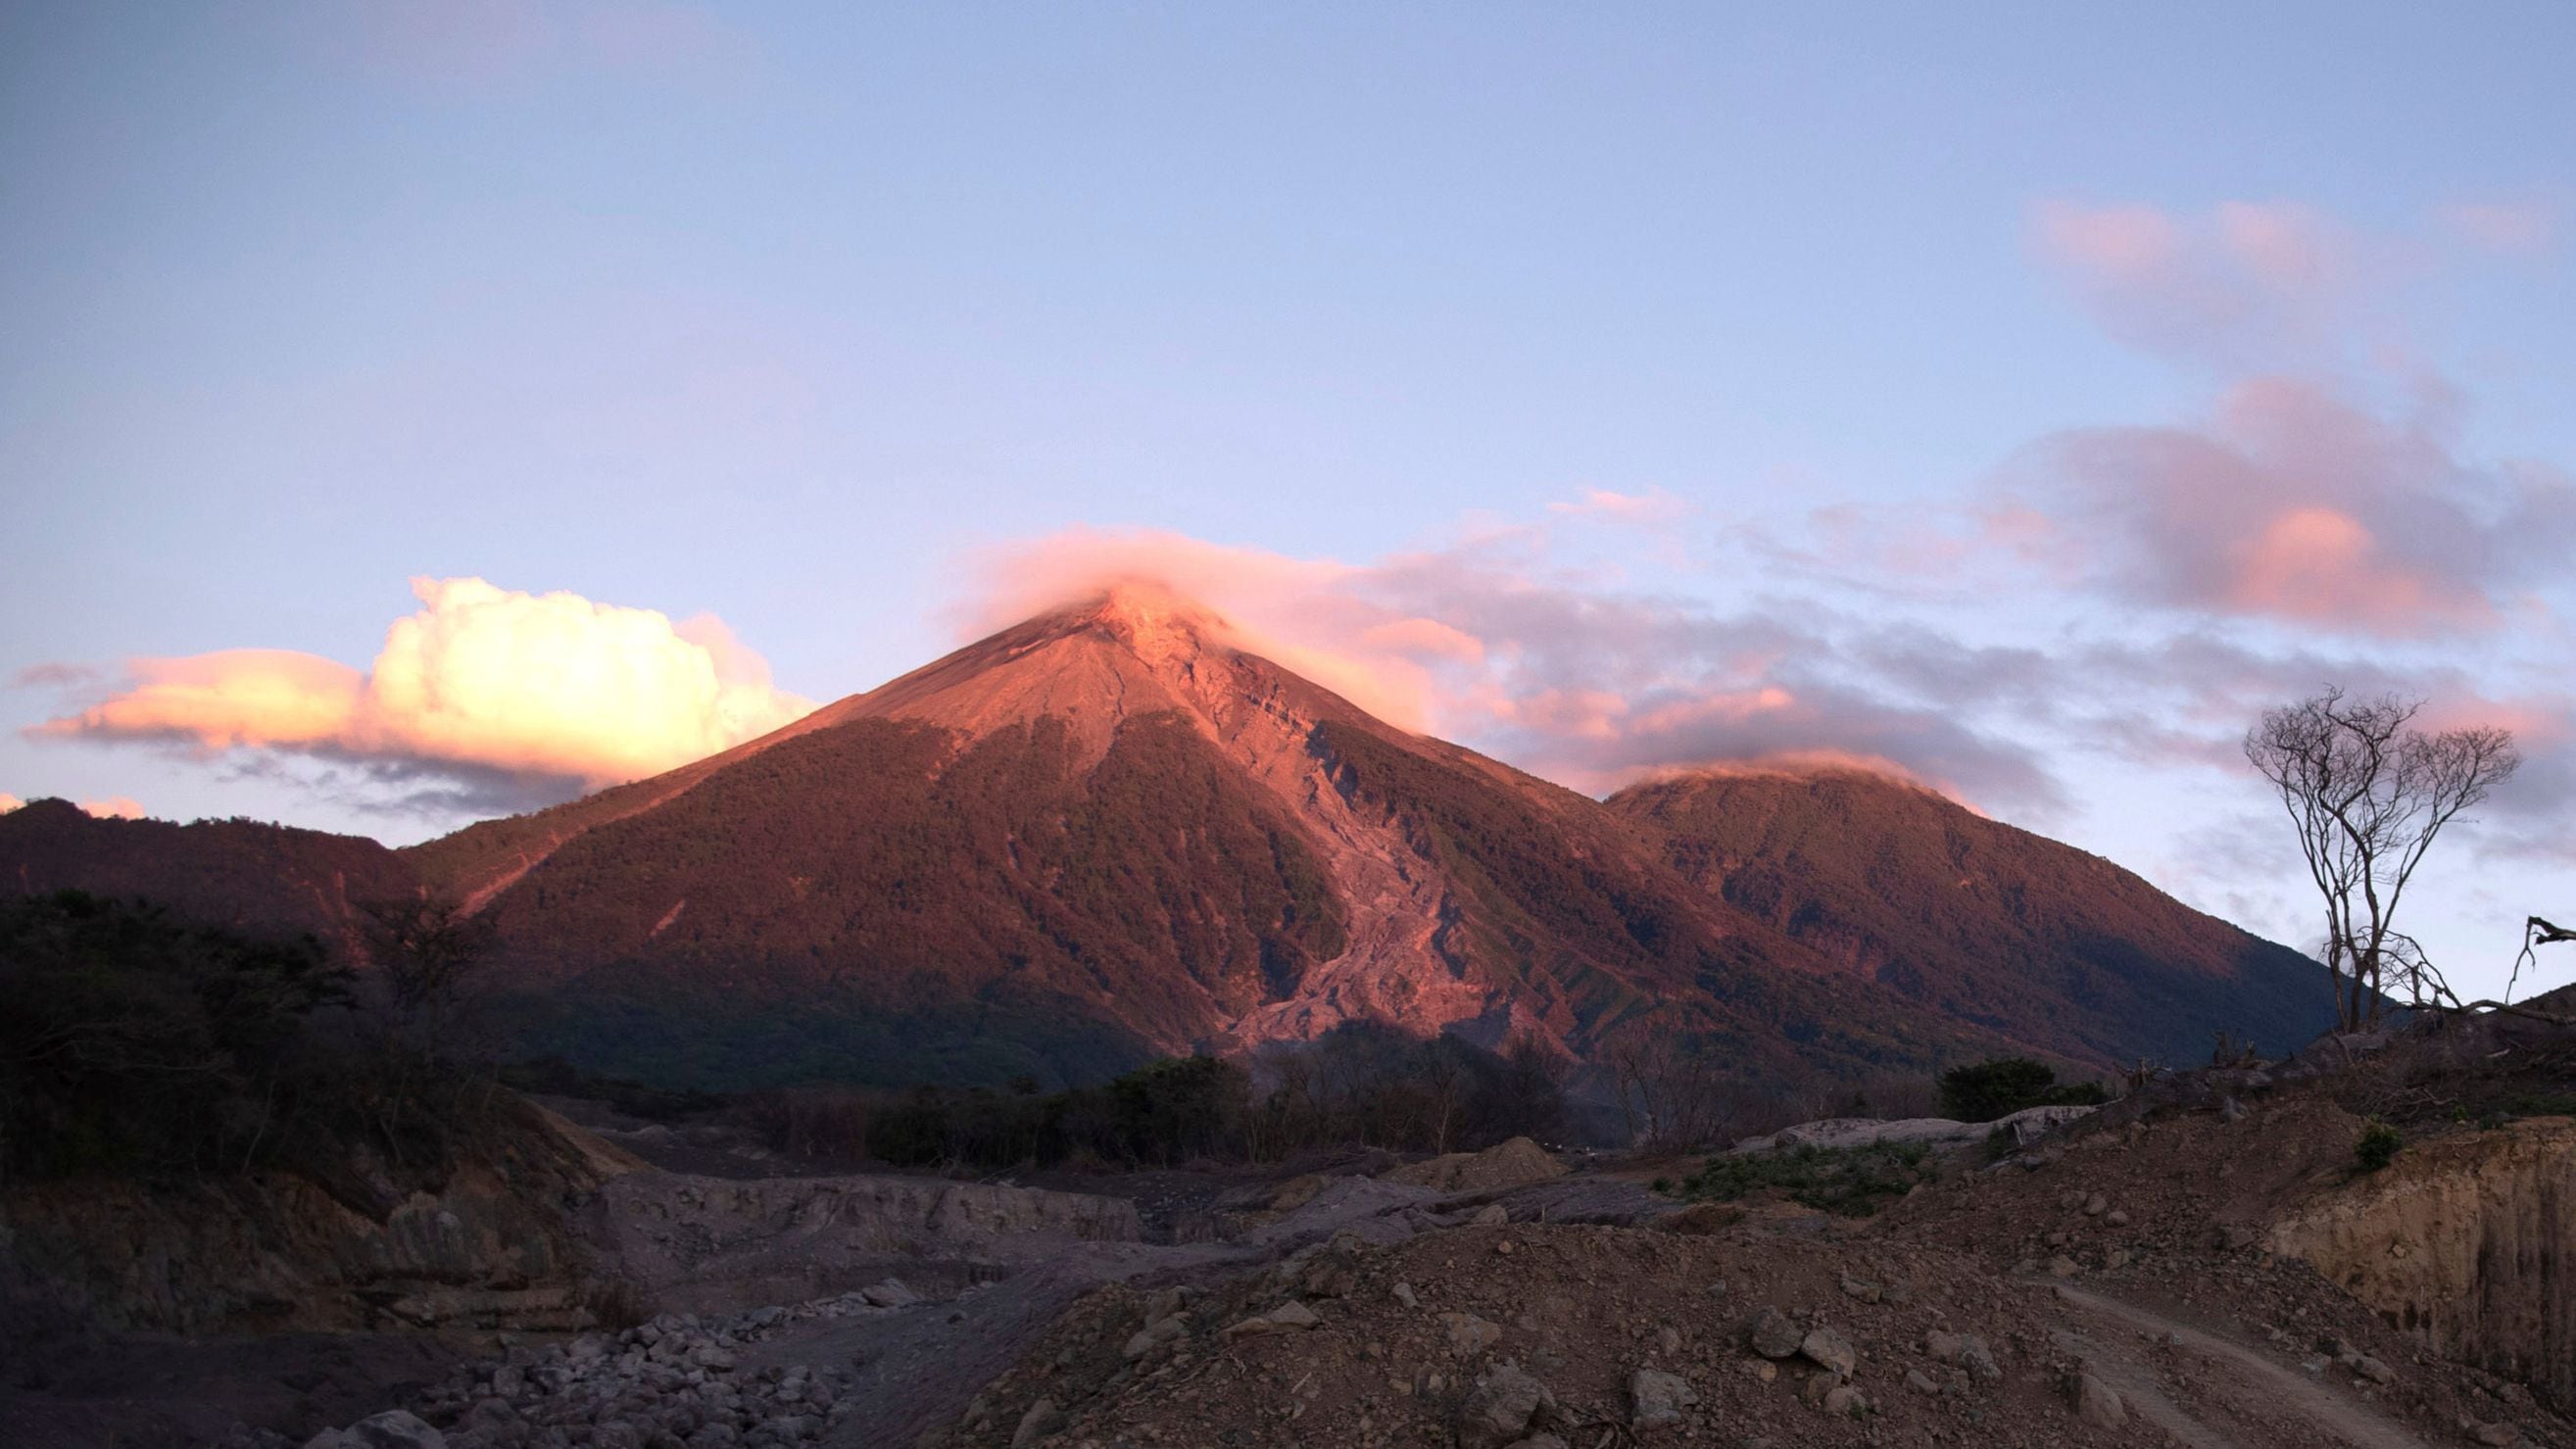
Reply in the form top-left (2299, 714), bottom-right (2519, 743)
top-left (10, 998), bottom-right (2576, 1448)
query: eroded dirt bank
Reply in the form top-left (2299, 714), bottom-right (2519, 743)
top-left (2274, 1116), bottom-right (2576, 1409)
top-left (0, 1103), bottom-right (640, 1338)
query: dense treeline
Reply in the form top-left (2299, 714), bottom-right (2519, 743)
top-left (1934, 1057), bottom-right (2110, 1122)
top-left (729, 1025), bottom-right (1572, 1172)
top-left (0, 891), bottom-right (510, 1187)
top-left (1, 885), bottom-right (2126, 1189)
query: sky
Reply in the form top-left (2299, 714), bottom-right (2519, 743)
top-left (4, 2), bottom-right (2570, 1003)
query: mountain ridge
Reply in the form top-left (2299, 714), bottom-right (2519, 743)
top-left (1607, 765), bottom-right (2328, 1065)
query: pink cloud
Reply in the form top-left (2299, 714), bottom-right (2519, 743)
top-left (2437, 199), bottom-right (2563, 257)
top-left (956, 527), bottom-right (1360, 638)
top-left (79, 797), bottom-right (145, 821)
top-left (2015, 375), bottom-right (2569, 637)
top-left (1495, 687), bottom-right (1633, 742)
top-left (2033, 199), bottom-right (2364, 365)
top-left (2037, 202), bottom-right (2182, 276)
top-left (0, 794), bottom-right (21, 814)
top-left (50, 650), bottom-right (367, 752)
top-left (37, 578), bottom-right (814, 792)
top-left (1760, 501), bottom-right (2081, 595)
top-left (2223, 506), bottom-right (2454, 628)
top-left (1358, 617), bottom-right (1487, 664)
top-left (1545, 487), bottom-right (1691, 525)
top-left (2002, 196), bottom-right (2576, 638)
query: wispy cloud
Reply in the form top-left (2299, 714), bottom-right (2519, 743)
top-left (2033, 199), bottom-right (2374, 369)
top-left (1545, 487), bottom-right (1692, 526)
top-left (2436, 198), bottom-right (2564, 258)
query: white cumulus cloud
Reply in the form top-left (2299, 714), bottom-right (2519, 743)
top-left (38, 577), bottom-right (815, 792)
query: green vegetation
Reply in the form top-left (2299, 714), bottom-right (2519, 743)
top-left (1936, 1057), bottom-right (2110, 1123)
top-left (1674, 1140), bottom-right (1936, 1217)
top-left (2355, 1118), bottom-right (2403, 1172)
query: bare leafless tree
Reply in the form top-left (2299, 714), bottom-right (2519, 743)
top-left (2244, 688), bottom-right (2519, 1032)
top-left (1606, 1031), bottom-right (1772, 1151)
top-left (1417, 1040), bottom-right (1472, 1155)
top-left (2506, 916), bottom-right (2576, 1004)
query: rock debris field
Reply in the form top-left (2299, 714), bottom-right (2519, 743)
top-left (232, 1094), bottom-right (2576, 1449)
top-left (230, 1284), bottom-right (919, 1449)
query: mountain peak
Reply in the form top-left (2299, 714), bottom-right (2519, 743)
top-left (772, 580), bottom-right (1273, 759)
top-left (1054, 582), bottom-right (1234, 666)
top-left (1076, 579), bottom-right (1221, 627)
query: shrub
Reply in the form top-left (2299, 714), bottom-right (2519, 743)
top-left (0, 890), bottom-right (538, 1189)
top-left (1109, 1055), bottom-right (1248, 1165)
top-left (1677, 1141), bottom-right (1934, 1217)
top-left (2355, 1119), bottom-right (2402, 1172)
top-left (1937, 1058), bottom-right (2107, 1123)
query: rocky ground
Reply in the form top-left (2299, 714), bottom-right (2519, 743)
top-left (261, 1100), bottom-right (2570, 1449)
top-left (929, 1165), bottom-right (2556, 1449)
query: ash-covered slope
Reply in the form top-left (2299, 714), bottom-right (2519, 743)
top-left (1606, 766), bottom-right (2332, 1067)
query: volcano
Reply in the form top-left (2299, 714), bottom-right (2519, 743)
top-left (2, 587), bottom-right (2331, 1088)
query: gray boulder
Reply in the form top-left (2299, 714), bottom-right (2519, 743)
top-left (1628, 1368), bottom-right (1697, 1430)
top-left (1457, 1366), bottom-right (1554, 1449)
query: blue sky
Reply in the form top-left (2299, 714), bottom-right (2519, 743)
top-left (4, 3), bottom-right (2570, 1005)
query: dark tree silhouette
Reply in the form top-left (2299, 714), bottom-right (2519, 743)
top-left (359, 894), bottom-right (495, 1057)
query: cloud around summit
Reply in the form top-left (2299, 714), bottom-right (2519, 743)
top-left (960, 522), bottom-right (2065, 813)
